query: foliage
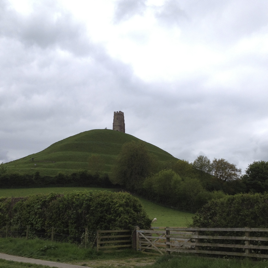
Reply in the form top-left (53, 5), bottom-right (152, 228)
top-left (242, 161), bottom-right (268, 193)
top-left (143, 169), bottom-right (225, 212)
top-left (172, 160), bottom-right (194, 179)
top-left (112, 141), bottom-right (157, 191)
top-left (211, 158), bottom-right (241, 182)
top-left (0, 171), bottom-right (114, 189)
top-left (193, 193), bottom-right (268, 228)
top-left (193, 155), bottom-right (212, 174)
top-left (0, 163), bottom-right (7, 175)
top-left (0, 191), bottom-right (151, 239)
top-left (143, 170), bottom-right (182, 205)
top-left (0, 187), bottom-right (194, 227)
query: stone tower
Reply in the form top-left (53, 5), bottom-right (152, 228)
top-left (113, 111), bottom-right (125, 133)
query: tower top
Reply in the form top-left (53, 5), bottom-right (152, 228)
top-left (113, 111), bottom-right (125, 133)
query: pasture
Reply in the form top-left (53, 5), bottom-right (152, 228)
top-left (0, 187), bottom-right (193, 227)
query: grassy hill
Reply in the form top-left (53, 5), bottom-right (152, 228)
top-left (5, 129), bottom-right (177, 176)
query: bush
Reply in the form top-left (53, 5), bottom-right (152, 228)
top-left (193, 193), bottom-right (268, 228)
top-left (0, 191), bottom-right (151, 240)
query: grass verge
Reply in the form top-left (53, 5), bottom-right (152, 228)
top-left (0, 259), bottom-right (51, 268)
top-left (0, 238), bottom-right (144, 263)
top-left (142, 255), bottom-right (268, 268)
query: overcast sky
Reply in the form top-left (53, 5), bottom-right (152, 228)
top-left (1, 0), bottom-right (268, 173)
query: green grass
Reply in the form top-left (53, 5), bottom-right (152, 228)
top-left (0, 187), bottom-right (193, 227)
top-left (0, 259), bottom-right (51, 268)
top-left (138, 196), bottom-right (193, 227)
top-left (143, 255), bottom-right (268, 268)
top-left (4, 129), bottom-right (177, 176)
top-left (0, 238), bottom-right (144, 263)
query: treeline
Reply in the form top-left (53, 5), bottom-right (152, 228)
top-left (0, 170), bottom-right (114, 188)
top-left (111, 141), bottom-right (268, 212)
top-left (1, 142), bottom-right (268, 214)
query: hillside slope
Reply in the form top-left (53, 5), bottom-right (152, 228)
top-left (5, 129), bottom-right (177, 176)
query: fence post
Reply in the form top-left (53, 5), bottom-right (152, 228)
top-left (166, 227), bottom-right (170, 254)
top-left (26, 225), bottom-right (30, 240)
top-left (97, 230), bottom-right (100, 252)
top-left (133, 226), bottom-right (140, 251)
top-left (196, 228), bottom-right (199, 251)
top-left (51, 227), bottom-right (54, 242)
top-left (85, 228), bottom-right (88, 248)
top-left (245, 228), bottom-right (250, 256)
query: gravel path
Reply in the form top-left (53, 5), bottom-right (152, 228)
top-left (0, 253), bottom-right (91, 268)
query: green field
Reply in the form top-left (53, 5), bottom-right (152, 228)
top-left (4, 129), bottom-right (177, 176)
top-left (0, 187), bottom-right (193, 227)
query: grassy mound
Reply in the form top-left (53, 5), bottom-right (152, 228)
top-left (5, 129), bottom-right (176, 176)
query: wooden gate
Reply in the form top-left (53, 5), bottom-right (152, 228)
top-left (136, 227), bottom-right (268, 259)
top-left (136, 227), bottom-right (194, 255)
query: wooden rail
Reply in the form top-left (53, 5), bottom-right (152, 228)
top-left (96, 230), bottom-right (132, 252)
top-left (136, 227), bottom-right (268, 259)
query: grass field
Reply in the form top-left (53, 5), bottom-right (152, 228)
top-left (4, 129), bottom-right (177, 176)
top-left (0, 187), bottom-right (193, 227)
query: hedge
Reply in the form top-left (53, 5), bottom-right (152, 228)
top-left (0, 191), bottom-right (151, 240)
top-left (192, 193), bottom-right (268, 228)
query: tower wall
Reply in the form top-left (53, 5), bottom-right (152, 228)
top-left (113, 111), bottom-right (125, 133)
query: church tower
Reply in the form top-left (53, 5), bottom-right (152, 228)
top-left (113, 111), bottom-right (125, 133)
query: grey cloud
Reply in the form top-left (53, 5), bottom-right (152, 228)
top-left (114, 0), bottom-right (147, 23)
top-left (155, 0), bottom-right (189, 27)
top-left (0, 0), bottom-right (91, 56)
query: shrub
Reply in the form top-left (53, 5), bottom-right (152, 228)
top-left (0, 191), bottom-right (151, 240)
top-left (192, 193), bottom-right (268, 228)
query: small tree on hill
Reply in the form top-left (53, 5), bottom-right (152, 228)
top-left (112, 141), bottom-right (155, 191)
top-left (193, 155), bottom-right (212, 174)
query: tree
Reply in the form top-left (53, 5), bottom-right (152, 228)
top-left (143, 169), bottom-right (182, 204)
top-left (211, 158), bottom-right (241, 182)
top-left (242, 161), bottom-right (268, 193)
top-left (193, 155), bottom-right (212, 174)
top-left (112, 141), bottom-right (155, 191)
top-left (0, 163), bottom-right (7, 175)
top-left (172, 160), bottom-right (194, 178)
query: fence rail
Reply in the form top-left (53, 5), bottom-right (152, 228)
top-left (3, 225), bottom-right (268, 259)
top-left (96, 230), bottom-right (132, 252)
top-left (136, 227), bottom-right (268, 259)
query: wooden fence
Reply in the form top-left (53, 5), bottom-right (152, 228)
top-left (96, 230), bottom-right (133, 252)
top-left (4, 225), bottom-right (268, 259)
top-left (136, 227), bottom-right (268, 259)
